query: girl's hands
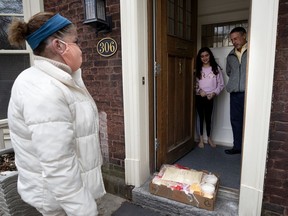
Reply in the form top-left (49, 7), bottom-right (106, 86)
top-left (199, 90), bottom-right (216, 100)
top-left (199, 90), bottom-right (206, 97)
top-left (207, 93), bottom-right (216, 100)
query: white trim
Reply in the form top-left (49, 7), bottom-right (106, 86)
top-left (23, 0), bottom-right (44, 21)
top-left (239, 0), bottom-right (279, 214)
top-left (0, 0), bottom-right (43, 122)
top-left (120, 0), bottom-right (150, 187)
top-left (0, 50), bottom-right (30, 54)
top-left (23, 0), bottom-right (44, 64)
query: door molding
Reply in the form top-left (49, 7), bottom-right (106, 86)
top-left (120, 0), bottom-right (150, 187)
top-left (239, 0), bottom-right (279, 214)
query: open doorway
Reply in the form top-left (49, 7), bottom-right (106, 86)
top-left (175, 20), bottom-right (249, 191)
top-left (151, 0), bottom-right (251, 193)
top-left (184, 0), bottom-right (250, 191)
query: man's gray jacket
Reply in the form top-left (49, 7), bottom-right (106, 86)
top-left (226, 48), bottom-right (247, 93)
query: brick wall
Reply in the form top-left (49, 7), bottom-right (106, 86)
top-left (44, 0), bottom-right (125, 174)
top-left (262, 0), bottom-right (288, 215)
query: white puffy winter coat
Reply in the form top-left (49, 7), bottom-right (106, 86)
top-left (8, 56), bottom-right (106, 215)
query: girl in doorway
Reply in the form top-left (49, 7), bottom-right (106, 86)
top-left (195, 47), bottom-right (224, 148)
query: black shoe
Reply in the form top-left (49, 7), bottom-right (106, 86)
top-left (225, 148), bottom-right (241, 155)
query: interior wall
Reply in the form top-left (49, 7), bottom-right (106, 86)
top-left (196, 0), bottom-right (250, 146)
top-left (198, 0), bottom-right (250, 17)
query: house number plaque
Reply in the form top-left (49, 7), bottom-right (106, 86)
top-left (96, 37), bottom-right (118, 57)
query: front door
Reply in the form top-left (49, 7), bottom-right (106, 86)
top-left (155, 0), bottom-right (198, 169)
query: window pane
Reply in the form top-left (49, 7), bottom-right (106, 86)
top-left (177, 0), bottom-right (183, 37)
top-left (178, 22), bottom-right (183, 37)
top-left (168, 18), bottom-right (175, 35)
top-left (0, 54), bottom-right (30, 119)
top-left (96, 0), bottom-right (106, 21)
top-left (0, 16), bottom-right (25, 50)
top-left (168, 0), bottom-right (194, 40)
top-left (185, 2), bottom-right (192, 40)
top-left (217, 35), bottom-right (223, 47)
top-left (0, 0), bottom-right (23, 14)
top-left (186, 0), bottom-right (191, 12)
top-left (186, 25), bottom-right (191, 40)
top-left (85, 0), bottom-right (96, 20)
top-left (223, 25), bottom-right (229, 35)
top-left (167, 0), bottom-right (175, 35)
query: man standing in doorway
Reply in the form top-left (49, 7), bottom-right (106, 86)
top-left (225, 27), bottom-right (247, 155)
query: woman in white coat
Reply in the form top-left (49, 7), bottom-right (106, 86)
top-left (7, 12), bottom-right (106, 216)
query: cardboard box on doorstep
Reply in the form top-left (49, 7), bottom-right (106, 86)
top-left (149, 166), bottom-right (219, 211)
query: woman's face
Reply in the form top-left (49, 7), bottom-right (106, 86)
top-left (200, 51), bottom-right (210, 65)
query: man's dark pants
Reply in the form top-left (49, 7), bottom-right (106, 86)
top-left (230, 92), bottom-right (245, 151)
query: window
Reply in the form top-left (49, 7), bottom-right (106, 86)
top-left (201, 20), bottom-right (248, 48)
top-left (0, 54), bottom-right (30, 119)
top-left (0, 0), bottom-right (37, 119)
top-left (0, 0), bottom-right (24, 49)
top-left (167, 0), bottom-right (194, 40)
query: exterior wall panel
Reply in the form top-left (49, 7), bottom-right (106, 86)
top-left (263, 0), bottom-right (288, 215)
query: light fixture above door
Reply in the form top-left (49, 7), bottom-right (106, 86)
top-left (83, 0), bottom-right (112, 33)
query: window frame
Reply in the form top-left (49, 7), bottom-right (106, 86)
top-left (167, 0), bottom-right (194, 41)
top-left (0, 0), bottom-right (44, 58)
top-left (201, 20), bottom-right (248, 48)
top-left (0, 0), bottom-right (43, 120)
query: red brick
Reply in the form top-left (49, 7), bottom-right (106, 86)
top-left (265, 177), bottom-right (283, 187)
top-left (266, 169), bottom-right (288, 180)
top-left (274, 160), bottom-right (288, 170)
top-left (274, 122), bottom-right (288, 132)
top-left (269, 131), bottom-right (288, 142)
top-left (271, 102), bottom-right (285, 112)
top-left (268, 140), bottom-right (284, 151)
top-left (270, 195), bottom-right (288, 207)
top-left (268, 150), bottom-right (288, 160)
top-left (273, 70), bottom-right (288, 81)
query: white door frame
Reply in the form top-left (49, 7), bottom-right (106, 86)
top-left (239, 0), bottom-right (279, 214)
top-left (120, 0), bottom-right (150, 186)
top-left (120, 0), bottom-right (279, 214)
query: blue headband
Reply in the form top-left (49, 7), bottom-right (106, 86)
top-left (26, 13), bottom-right (72, 50)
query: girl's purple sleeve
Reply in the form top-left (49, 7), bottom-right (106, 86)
top-left (195, 77), bottom-right (201, 94)
top-left (214, 70), bottom-right (225, 95)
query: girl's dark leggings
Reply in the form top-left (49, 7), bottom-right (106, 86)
top-left (196, 95), bottom-right (214, 137)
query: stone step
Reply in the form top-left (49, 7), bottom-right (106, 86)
top-left (132, 176), bottom-right (239, 216)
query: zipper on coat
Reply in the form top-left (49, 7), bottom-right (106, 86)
top-left (238, 63), bottom-right (241, 92)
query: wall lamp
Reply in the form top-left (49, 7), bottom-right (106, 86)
top-left (83, 0), bottom-right (112, 33)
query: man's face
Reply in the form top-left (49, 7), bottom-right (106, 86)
top-left (230, 32), bottom-right (246, 51)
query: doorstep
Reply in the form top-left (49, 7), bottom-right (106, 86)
top-left (132, 175), bottom-right (239, 216)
